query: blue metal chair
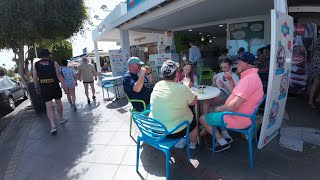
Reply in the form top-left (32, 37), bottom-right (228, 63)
top-left (211, 95), bottom-right (266, 169)
top-left (101, 79), bottom-right (115, 99)
top-left (132, 111), bottom-right (190, 180)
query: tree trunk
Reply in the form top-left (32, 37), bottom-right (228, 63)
top-left (17, 43), bottom-right (27, 83)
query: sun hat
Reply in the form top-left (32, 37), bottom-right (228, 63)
top-left (161, 60), bottom-right (180, 77)
top-left (127, 57), bottom-right (144, 65)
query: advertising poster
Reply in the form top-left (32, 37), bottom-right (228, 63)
top-left (258, 10), bottom-right (293, 149)
top-left (109, 49), bottom-right (130, 77)
top-left (289, 23), bottom-right (317, 94)
top-left (228, 21), bottom-right (265, 55)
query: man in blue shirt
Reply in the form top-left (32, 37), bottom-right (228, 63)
top-left (189, 41), bottom-right (201, 66)
top-left (123, 57), bottom-right (153, 112)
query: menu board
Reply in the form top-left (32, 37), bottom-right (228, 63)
top-left (109, 49), bottom-right (130, 77)
top-left (258, 10), bottom-right (293, 149)
top-left (228, 21), bottom-right (265, 55)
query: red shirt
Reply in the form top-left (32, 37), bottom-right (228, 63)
top-left (175, 72), bottom-right (194, 83)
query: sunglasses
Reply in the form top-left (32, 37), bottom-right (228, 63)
top-left (182, 60), bottom-right (192, 65)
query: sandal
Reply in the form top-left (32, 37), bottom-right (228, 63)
top-left (50, 127), bottom-right (57, 135)
top-left (59, 119), bottom-right (68, 124)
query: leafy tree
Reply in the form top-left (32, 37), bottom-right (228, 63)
top-left (37, 40), bottom-right (73, 65)
top-left (0, 67), bottom-right (7, 76)
top-left (0, 0), bottom-right (88, 82)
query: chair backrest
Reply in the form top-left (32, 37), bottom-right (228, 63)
top-left (248, 95), bottom-right (266, 121)
top-left (102, 80), bottom-right (113, 87)
top-left (252, 95), bottom-right (266, 114)
top-left (131, 112), bottom-right (169, 142)
top-left (126, 94), bottom-right (147, 111)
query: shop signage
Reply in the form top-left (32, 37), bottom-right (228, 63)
top-left (258, 10), bottom-right (294, 149)
top-left (109, 49), bottom-right (130, 77)
top-left (127, 0), bottom-right (146, 11)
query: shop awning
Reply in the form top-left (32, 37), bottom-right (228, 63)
top-left (118, 0), bottom-right (274, 32)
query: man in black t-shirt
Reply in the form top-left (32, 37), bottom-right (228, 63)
top-left (33, 49), bottom-right (67, 135)
top-left (123, 57), bottom-right (153, 112)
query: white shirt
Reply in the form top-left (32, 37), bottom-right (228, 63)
top-left (214, 72), bottom-right (240, 95)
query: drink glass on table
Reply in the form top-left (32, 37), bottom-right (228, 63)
top-left (182, 73), bottom-right (190, 86)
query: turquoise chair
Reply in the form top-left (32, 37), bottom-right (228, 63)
top-left (101, 80), bottom-right (115, 99)
top-left (210, 95), bottom-right (266, 169)
top-left (132, 111), bottom-right (190, 180)
top-left (126, 94), bottom-right (148, 136)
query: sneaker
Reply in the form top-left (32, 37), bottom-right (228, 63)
top-left (50, 127), bottom-right (57, 135)
top-left (87, 98), bottom-right (91, 104)
top-left (59, 119), bottom-right (68, 124)
top-left (211, 143), bottom-right (231, 152)
top-left (189, 141), bottom-right (197, 149)
top-left (175, 139), bottom-right (186, 149)
top-left (92, 96), bottom-right (96, 100)
top-left (225, 138), bottom-right (234, 144)
top-left (73, 105), bottom-right (77, 111)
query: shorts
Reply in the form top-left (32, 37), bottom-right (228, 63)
top-left (65, 82), bottom-right (76, 89)
top-left (204, 112), bottom-right (227, 127)
top-left (167, 119), bottom-right (197, 139)
top-left (40, 83), bottom-right (62, 102)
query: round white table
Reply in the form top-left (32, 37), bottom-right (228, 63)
top-left (102, 76), bottom-right (123, 102)
top-left (191, 86), bottom-right (221, 101)
top-left (191, 86), bottom-right (221, 124)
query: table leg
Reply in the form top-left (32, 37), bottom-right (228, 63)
top-left (194, 102), bottom-right (201, 146)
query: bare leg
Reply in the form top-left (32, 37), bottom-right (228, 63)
top-left (83, 83), bottom-right (89, 99)
top-left (199, 115), bottom-right (223, 140)
top-left (202, 97), bottom-right (225, 115)
top-left (90, 82), bottom-right (95, 98)
top-left (189, 124), bottom-right (198, 143)
top-left (55, 99), bottom-right (63, 121)
top-left (45, 101), bottom-right (55, 128)
top-left (70, 88), bottom-right (76, 105)
top-left (66, 89), bottom-right (72, 105)
top-left (308, 78), bottom-right (320, 107)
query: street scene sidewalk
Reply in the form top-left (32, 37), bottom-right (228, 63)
top-left (0, 83), bottom-right (319, 180)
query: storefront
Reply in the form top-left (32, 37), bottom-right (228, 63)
top-left (92, 0), bottom-right (320, 149)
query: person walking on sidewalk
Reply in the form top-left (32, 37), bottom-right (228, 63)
top-left (78, 57), bottom-right (97, 104)
top-left (61, 59), bottom-right (78, 111)
top-left (33, 49), bottom-right (67, 135)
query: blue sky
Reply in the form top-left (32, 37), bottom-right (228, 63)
top-left (0, 0), bottom-right (121, 69)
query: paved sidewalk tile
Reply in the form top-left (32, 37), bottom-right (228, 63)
top-left (113, 165), bottom-right (148, 180)
top-left (82, 164), bottom-right (118, 180)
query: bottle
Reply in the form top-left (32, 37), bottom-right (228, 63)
top-left (182, 73), bottom-right (190, 86)
top-left (291, 35), bottom-right (307, 94)
top-left (193, 74), bottom-right (198, 87)
top-left (292, 35), bottom-right (307, 65)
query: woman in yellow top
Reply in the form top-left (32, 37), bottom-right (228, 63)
top-left (149, 60), bottom-right (198, 149)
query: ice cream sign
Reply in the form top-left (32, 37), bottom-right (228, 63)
top-left (258, 10), bottom-right (294, 149)
top-left (127, 0), bottom-right (146, 11)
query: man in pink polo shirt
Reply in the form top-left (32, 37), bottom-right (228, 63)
top-left (199, 52), bottom-right (264, 152)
